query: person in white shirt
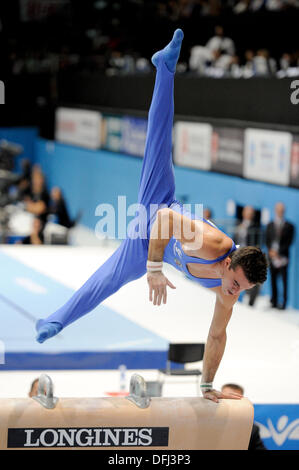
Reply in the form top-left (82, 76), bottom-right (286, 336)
top-left (189, 25), bottom-right (235, 75)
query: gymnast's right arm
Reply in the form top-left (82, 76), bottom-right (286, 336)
top-left (147, 208), bottom-right (202, 306)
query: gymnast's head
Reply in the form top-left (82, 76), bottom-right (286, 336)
top-left (221, 246), bottom-right (268, 297)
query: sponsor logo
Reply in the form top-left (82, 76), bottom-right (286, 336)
top-left (7, 427), bottom-right (169, 448)
top-left (256, 416), bottom-right (299, 447)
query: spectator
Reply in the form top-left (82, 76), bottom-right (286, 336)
top-left (235, 206), bottom-right (260, 247)
top-left (48, 187), bottom-right (73, 229)
top-left (206, 25), bottom-right (235, 56)
top-left (242, 49), bottom-right (255, 77)
top-left (203, 207), bottom-right (213, 222)
top-left (189, 25), bottom-right (235, 75)
top-left (234, 206), bottom-right (262, 306)
top-left (15, 158), bottom-right (32, 200)
top-left (266, 202), bottom-right (295, 310)
top-left (21, 216), bottom-right (45, 245)
top-left (252, 49), bottom-right (277, 76)
top-left (221, 383), bottom-right (267, 450)
top-left (23, 166), bottom-right (50, 223)
top-left (227, 54), bottom-right (243, 78)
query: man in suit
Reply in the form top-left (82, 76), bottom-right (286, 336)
top-left (221, 383), bottom-right (267, 450)
top-left (235, 205), bottom-right (262, 306)
top-left (266, 202), bottom-right (295, 310)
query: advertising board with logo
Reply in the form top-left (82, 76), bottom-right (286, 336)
top-left (121, 116), bottom-right (148, 158)
top-left (211, 127), bottom-right (244, 176)
top-left (101, 114), bottom-right (123, 152)
top-left (7, 426), bottom-right (169, 448)
top-left (243, 128), bottom-right (292, 186)
top-left (173, 121), bottom-right (212, 171)
top-left (254, 404), bottom-right (299, 450)
top-left (55, 107), bottom-right (102, 150)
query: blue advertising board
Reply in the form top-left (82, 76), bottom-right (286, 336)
top-left (254, 404), bottom-right (299, 450)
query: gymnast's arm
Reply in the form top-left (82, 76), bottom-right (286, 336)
top-left (201, 290), bottom-right (242, 403)
top-left (147, 208), bottom-right (203, 306)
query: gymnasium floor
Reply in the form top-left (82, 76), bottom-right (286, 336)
top-left (0, 239), bottom-right (298, 404)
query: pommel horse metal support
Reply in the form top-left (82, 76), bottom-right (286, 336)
top-left (0, 374), bottom-right (254, 450)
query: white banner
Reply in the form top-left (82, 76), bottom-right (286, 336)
top-left (55, 108), bottom-right (102, 150)
top-left (174, 121), bottom-right (212, 170)
top-left (244, 128), bottom-right (292, 186)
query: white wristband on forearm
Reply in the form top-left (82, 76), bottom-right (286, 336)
top-left (200, 382), bottom-right (214, 393)
top-left (147, 260), bottom-right (163, 272)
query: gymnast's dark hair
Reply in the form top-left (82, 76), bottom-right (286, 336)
top-left (229, 246), bottom-right (268, 285)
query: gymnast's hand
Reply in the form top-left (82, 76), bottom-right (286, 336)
top-left (147, 271), bottom-right (176, 306)
top-left (202, 389), bottom-right (243, 404)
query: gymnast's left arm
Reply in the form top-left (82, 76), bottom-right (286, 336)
top-left (201, 293), bottom-right (242, 403)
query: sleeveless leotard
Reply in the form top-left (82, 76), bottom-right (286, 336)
top-left (163, 201), bottom-right (237, 288)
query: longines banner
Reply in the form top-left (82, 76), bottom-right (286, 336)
top-left (7, 426), bottom-right (169, 448)
top-left (243, 128), bottom-right (292, 186)
top-left (211, 127), bottom-right (244, 176)
top-left (55, 108), bottom-right (102, 150)
top-left (173, 121), bottom-right (212, 170)
top-left (254, 404), bottom-right (299, 450)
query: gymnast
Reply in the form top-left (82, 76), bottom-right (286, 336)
top-left (36, 30), bottom-right (268, 402)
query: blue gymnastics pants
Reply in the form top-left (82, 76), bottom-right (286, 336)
top-left (41, 58), bottom-right (177, 330)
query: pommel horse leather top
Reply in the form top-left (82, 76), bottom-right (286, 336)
top-left (0, 375), bottom-right (254, 450)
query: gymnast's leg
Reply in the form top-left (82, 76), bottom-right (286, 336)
top-left (137, 28), bottom-right (184, 222)
top-left (36, 237), bottom-right (147, 342)
top-left (36, 29), bottom-right (184, 343)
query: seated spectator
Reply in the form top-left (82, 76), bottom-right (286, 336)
top-left (23, 166), bottom-right (50, 223)
top-left (48, 187), bottom-right (73, 229)
top-left (242, 49), bottom-right (255, 77)
top-left (189, 25), bottom-right (235, 75)
top-left (21, 216), bottom-right (45, 245)
top-left (233, 0), bottom-right (265, 13)
top-left (227, 55), bottom-right (243, 77)
top-left (206, 25), bottom-right (235, 56)
top-left (15, 158), bottom-right (32, 201)
top-left (252, 49), bottom-right (277, 76)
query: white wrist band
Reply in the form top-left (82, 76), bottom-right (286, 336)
top-left (147, 260), bottom-right (163, 272)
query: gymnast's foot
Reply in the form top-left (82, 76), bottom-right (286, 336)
top-left (36, 320), bottom-right (62, 343)
top-left (151, 28), bottom-right (184, 73)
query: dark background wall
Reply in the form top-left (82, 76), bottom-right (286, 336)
top-left (57, 73), bottom-right (299, 128)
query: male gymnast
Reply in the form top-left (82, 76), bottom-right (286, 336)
top-left (36, 29), bottom-right (268, 402)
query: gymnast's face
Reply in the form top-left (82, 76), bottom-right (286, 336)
top-left (221, 257), bottom-right (254, 296)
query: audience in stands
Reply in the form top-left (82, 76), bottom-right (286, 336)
top-left (3, 0), bottom-right (299, 79)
